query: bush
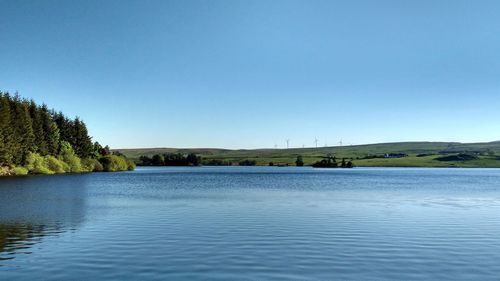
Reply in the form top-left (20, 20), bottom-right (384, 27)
top-left (81, 158), bottom-right (104, 172)
top-left (80, 158), bottom-right (93, 172)
top-left (435, 153), bottom-right (478, 162)
top-left (203, 159), bottom-right (231, 166)
top-left (92, 158), bottom-right (104, 172)
top-left (12, 166), bottom-right (29, 175)
top-left (59, 160), bottom-right (70, 173)
top-left (81, 158), bottom-right (96, 172)
top-left (0, 166), bottom-right (10, 176)
top-left (126, 159), bottom-right (136, 171)
top-left (99, 155), bottom-right (130, 172)
top-left (239, 159), bottom-right (256, 166)
top-left (94, 161), bottom-right (104, 172)
top-left (416, 153), bottom-right (434, 157)
top-left (62, 154), bottom-right (82, 172)
top-left (59, 141), bottom-right (83, 172)
top-left (26, 152), bottom-right (54, 175)
top-left (44, 156), bottom-right (66, 173)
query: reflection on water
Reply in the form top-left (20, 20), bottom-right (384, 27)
top-left (0, 174), bottom-right (89, 262)
top-left (0, 223), bottom-right (63, 261)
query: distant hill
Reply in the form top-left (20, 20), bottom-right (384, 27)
top-left (115, 141), bottom-right (500, 168)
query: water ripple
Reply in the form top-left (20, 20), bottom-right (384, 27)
top-left (1, 167), bottom-right (500, 280)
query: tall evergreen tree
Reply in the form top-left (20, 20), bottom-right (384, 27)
top-left (29, 100), bottom-right (48, 155)
top-left (10, 95), bottom-right (35, 164)
top-left (47, 122), bottom-right (61, 155)
top-left (53, 111), bottom-right (73, 145)
top-left (40, 105), bottom-right (60, 155)
top-left (73, 117), bottom-right (93, 157)
top-left (0, 93), bottom-right (14, 165)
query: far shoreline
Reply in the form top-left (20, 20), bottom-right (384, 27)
top-left (118, 141), bottom-right (500, 169)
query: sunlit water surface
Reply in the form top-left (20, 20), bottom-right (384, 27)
top-left (1, 167), bottom-right (500, 280)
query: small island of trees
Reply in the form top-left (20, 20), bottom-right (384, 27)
top-left (0, 92), bottom-right (134, 176)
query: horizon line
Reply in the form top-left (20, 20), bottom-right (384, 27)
top-left (114, 140), bottom-right (500, 151)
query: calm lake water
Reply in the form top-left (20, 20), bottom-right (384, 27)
top-left (1, 167), bottom-right (500, 280)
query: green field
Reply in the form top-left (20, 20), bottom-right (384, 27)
top-left (116, 141), bottom-right (500, 168)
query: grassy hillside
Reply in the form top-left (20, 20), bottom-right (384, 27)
top-left (115, 141), bottom-right (500, 168)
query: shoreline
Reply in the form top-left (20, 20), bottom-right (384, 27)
top-left (135, 164), bottom-right (500, 169)
top-left (3, 165), bottom-right (499, 178)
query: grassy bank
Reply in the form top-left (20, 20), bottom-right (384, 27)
top-left (116, 141), bottom-right (500, 168)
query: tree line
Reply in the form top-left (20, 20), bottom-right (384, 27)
top-left (139, 153), bottom-right (201, 166)
top-left (312, 154), bottom-right (354, 168)
top-left (0, 92), bottom-right (134, 175)
top-left (138, 154), bottom-right (264, 167)
top-left (138, 154), bottom-right (355, 168)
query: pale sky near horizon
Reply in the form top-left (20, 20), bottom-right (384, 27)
top-left (1, 0), bottom-right (500, 149)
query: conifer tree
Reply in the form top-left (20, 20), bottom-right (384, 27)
top-left (10, 95), bottom-right (35, 164)
top-left (0, 93), bottom-right (14, 165)
top-left (93, 141), bottom-right (103, 158)
top-left (47, 122), bottom-right (61, 155)
top-left (29, 100), bottom-right (48, 155)
top-left (40, 105), bottom-right (60, 155)
top-left (53, 112), bottom-right (73, 145)
top-left (73, 117), bottom-right (93, 157)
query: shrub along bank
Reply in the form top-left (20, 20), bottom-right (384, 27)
top-left (1, 143), bottom-right (134, 176)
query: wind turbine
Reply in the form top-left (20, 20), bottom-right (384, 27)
top-left (338, 138), bottom-right (343, 146)
top-left (314, 138), bottom-right (318, 148)
top-left (286, 139), bottom-right (290, 149)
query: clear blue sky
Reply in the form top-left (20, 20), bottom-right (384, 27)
top-left (1, 0), bottom-right (499, 149)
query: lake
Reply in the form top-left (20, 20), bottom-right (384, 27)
top-left (1, 167), bottom-right (500, 280)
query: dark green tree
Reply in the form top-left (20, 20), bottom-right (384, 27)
top-left (186, 153), bottom-right (200, 166)
top-left (40, 105), bottom-right (60, 155)
top-left (11, 96), bottom-right (35, 164)
top-left (296, 155), bottom-right (304, 166)
top-left (53, 112), bottom-right (73, 145)
top-left (73, 117), bottom-right (93, 157)
top-left (29, 100), bottom-right (48, 155)
top-left (151, 154), bottom-right (164, 166)
top-left (93, 142), bottom-right (103, 158)
top-left (0, 93), bottom-right (14, 165)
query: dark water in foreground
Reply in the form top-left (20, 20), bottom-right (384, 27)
top-left (1, 167), bottom-right (500, 280)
